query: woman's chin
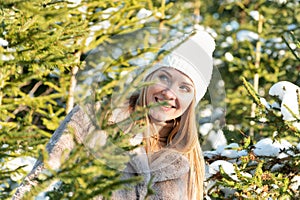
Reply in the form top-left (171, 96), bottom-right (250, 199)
top-left (149, 110), bottom-right (170, 123)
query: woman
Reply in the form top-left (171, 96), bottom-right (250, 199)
top-left (13, 30), bottom-right (215, 200)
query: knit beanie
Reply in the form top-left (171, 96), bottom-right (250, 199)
top-left (146, 30), bottom-right (215, 104)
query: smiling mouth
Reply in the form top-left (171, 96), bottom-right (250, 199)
top-left (154, 97), bottom-right (176, 109)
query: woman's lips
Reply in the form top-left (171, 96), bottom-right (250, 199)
top-left (154, 97), bottom-right (176, 111)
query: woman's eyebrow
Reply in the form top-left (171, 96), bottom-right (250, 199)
top-left (161, 69), bottom-right (194, 87)
top-left (181, 82), bottom-right (194, 87)
top-left (161, 69), bottom-right (172, 77)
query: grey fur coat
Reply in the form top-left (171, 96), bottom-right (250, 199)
top-left (12, 105), bottom-right (190, 200)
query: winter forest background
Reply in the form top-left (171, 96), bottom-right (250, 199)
top-left (0, 0), bottom-right (299, 199)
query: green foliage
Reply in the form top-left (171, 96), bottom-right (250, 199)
top-left (208, 139), bottom-right (300, 199)
top-left (0, 0), bottom-right (177, 199)
top-left (202, 1), bottom-right (300, 193)
top-left (20, 136), bottom-right (143, 200)
top-left (1, 0), bottom-right (300, 199)
top-left (206, 79), bottom-right (300, 199)
top-left (199, 0), bottom-right (300, 138)
top-left (242, 77), bottom-right (300, 141)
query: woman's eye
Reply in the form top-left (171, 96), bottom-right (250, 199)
top-left (158, 75), bottom-right (169, 83)
top-left (180, 85), bottom-right (191, 92)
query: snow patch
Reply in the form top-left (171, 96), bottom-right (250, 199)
top-left (208, 160), bottom-right (238, 181)
top-left (269, 81), bottom-right (300, 121)
top-left (0, 38), bottom-right (8, 46)
top-left (225, 52), bottom-right (234, 62)
top-left (290, 175), bottom-right (300, 192)
top-left (297, 143), bottom-right (300, 151)
top-left (249, 11), bottom-right (260, 21)
top-left (4, 156), bottom-right (36, 181)
top-left (253, 138), bottom-right (292, 157)
top-left (260, 97), bottom-right (271, 109)
top-left (216, 143), bottom-right (247, 158)
top-left (136, 8), bottom-right (153, 24)
top-left (207, 130), bottom-right (227, 149)
top-left (199, 123), bottom-right (213, 136)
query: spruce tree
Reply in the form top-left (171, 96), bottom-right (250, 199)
top-left (0, 0), bottom-right (177, 199)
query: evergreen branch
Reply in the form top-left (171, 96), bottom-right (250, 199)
top-left (282, 104), bottom-right (300, 120)
top-left (242, 77), bottom-right (262, 106)
top-left (298, 89), bottom-right (300, 117)
top-left (66, 65), bottom-right (79, 114)
top-left (282, 34), bottom-right (300, 62)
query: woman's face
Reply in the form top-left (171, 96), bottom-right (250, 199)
top-left (146, 67), bottom-right (195, 122)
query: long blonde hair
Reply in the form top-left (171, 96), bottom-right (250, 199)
top-left (128, 73), bottom-right (205, 200)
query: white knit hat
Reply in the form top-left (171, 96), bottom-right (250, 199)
top-left (146, 30), bottom-right (215, 104)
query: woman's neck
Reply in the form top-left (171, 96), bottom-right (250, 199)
top-left (149, 117), bottom-right (174, 137)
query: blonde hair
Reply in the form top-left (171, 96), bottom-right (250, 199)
top-left (128, 73), bottom-right (205, 200)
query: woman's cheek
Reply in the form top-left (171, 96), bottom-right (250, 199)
top-left (149, 107), bottom-right (168, 121)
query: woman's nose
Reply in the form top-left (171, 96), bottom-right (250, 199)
top-left (161, 88), bottom-right (176, 100)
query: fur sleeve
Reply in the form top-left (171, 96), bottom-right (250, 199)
top-left (12, 104), bottom-right (97, 199)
